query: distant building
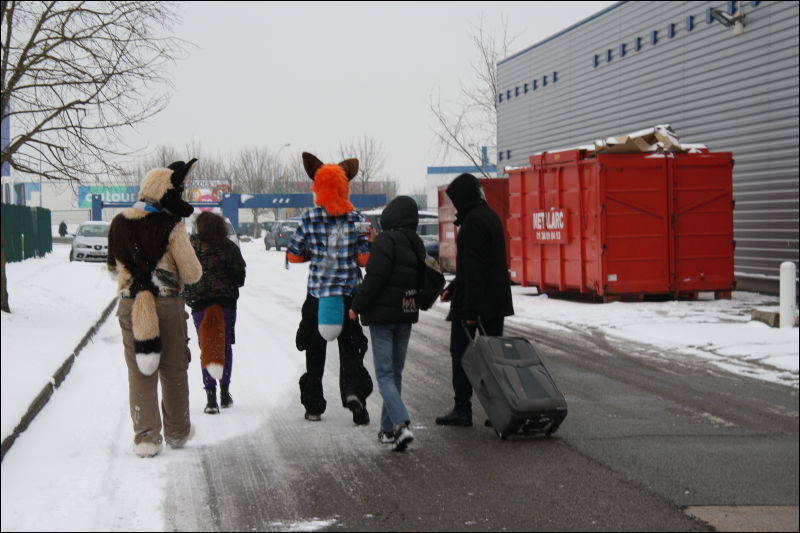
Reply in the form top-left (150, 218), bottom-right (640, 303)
top-left (496, 1), bottom-right (799, 292)
top-left (425, 147), bottom-right (498, 210)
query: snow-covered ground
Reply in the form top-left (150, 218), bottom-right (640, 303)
top-left (1, 241), bottom-right (797, 531)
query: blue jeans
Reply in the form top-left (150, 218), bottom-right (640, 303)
top-left (369, 323), bottom-right (413, 432)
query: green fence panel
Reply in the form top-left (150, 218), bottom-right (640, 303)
top-left (1, 203), bottom-right (53, 263)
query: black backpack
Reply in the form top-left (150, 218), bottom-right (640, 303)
top-left (416, 252), bottom-right (446, 310)
top-left (386, 230), bottom-right (445, 311)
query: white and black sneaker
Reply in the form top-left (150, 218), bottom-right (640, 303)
top-left (378, 430), bottom-right (396, 444)
top-left (392, 425), bottom-right (414, 452)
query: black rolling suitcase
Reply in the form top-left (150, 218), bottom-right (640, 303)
top-left (461, 327), bottom-right (568, 439)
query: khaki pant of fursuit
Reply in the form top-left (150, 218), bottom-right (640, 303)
top-left (117, 296), bottom-right (192, 446)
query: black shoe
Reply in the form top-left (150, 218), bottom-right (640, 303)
top-left (220, 385), bottom-right (233, 408)
top-left (204, 388), bottom-right (219, 414)
top-left (435, 409), bottom-right (472, 426)
top-left (346, 395), bottom-right (370, 426)
top-left (484, 418), bottom-right (493, 428)
top-left (304, 412), bottom-right (322, 422)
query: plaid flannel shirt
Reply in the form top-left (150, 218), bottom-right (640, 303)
top-left (288, 207), bottom-right (369, 298)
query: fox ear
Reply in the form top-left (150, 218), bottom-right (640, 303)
top-left (302, 152), bottom-right (324, 181)
top-left (338, 158), bottom-right (359, 181)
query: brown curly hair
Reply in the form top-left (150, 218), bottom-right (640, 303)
top-left (195, 212), bottom-right (228, 243)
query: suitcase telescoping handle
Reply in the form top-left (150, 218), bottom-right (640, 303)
top-left (462, 319), bottom-right (487, 341)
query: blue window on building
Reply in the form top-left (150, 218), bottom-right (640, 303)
top-left (619, 43), bottom-right (626, 57)
top-left (706, 7), bottom-right (714, 23)
top-left (507, 90), bottom-right (511, 99)
top-left (634, 37), bottom-right (641, 51)
top-left (498, 151), bottom-right (503, 162)
top-left (524, 83), bottom-right (528, 93)
top-left (750, 1), bottom-right (760, 6)
top-left (606, 49), bottom-right (612, 62)
top-left (506, 150), bottom-right (511, 160)
top-left (686, 15), bottom-right (694, 31)
top-left (593, 54), bottom-right (599, 67)
top-left (727, 1), bottom-right (737, 15)
top-left (552, 71), bottom-right (558, 83)
top-left (651, 30), bottom-right (658, 45)
top-left (542, 75), bottom-right (548, 86)
top-left (667, 23), bottom-right (675, 38)
top-left (498, 93), bottom-right (503, 103)
top-left (532, 79), bottom-right (538, 90)
top-left (515, 87), bottom-right (519, 97)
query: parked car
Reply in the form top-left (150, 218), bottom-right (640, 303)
top-left (70, 221), bottom-right (110, 262)
top-left (264, 220), bottom-right (300, 251)
top-left (238, 221), bottom-right (266, 239)
top-left (425, 240), bottom-right (439, 262)
top-left (417, 218), bottom-right (439, 244)
top-left (359, 207), bottom-right (438, 234)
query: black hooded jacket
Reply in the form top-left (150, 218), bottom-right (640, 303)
top-left (445, 173), bottom-right (514, 321)
top-left (351, 196), bottom-right (426, 325)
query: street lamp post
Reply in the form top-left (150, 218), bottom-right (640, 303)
top-left (275, 143), bottom-right (291, 218)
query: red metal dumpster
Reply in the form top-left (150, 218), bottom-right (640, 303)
top-left (438, 178), bottom-right (510, 273)
top-left (507, 149), bottom-right (735, 300)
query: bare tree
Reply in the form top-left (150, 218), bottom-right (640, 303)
top-left (429, 16), bottom-right (515, 178)
top-left (231, 146), bottom-right (284, 228)
top-left (1, 1), bottom-right (188, 184)
top-left (117, 144), bottom-right (181, 184)
top-left (338, 135), bottom-right (388, 195)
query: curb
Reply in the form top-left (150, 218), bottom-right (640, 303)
top-left (0, 297), bottom-right (119, 462)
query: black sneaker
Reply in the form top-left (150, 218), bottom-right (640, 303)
top-left (378, 430), bottom-right (395, 444)
top-left (346, 396), bottom-right (370, 426)
top-left (435, 409), bottom-right (472, 426)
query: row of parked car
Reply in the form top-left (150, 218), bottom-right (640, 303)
top-left (68, 213), bottom-right (240, 262)
top-left (68, 207), bottom-right (442, 263)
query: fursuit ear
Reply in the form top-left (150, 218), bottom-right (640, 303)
top-left (168, 158), bottom-right (198, 190)
top-left (338, 158), bottom-right (359, 181)
top-left (302, 152), bottom-right (324, 181)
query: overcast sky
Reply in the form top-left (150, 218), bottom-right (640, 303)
top-left (123, 1), bottom-right (617, 193)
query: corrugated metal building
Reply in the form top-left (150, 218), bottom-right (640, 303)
top-left (496, 0), bottom-right (798, 293)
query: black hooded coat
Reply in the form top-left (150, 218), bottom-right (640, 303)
top-left (445, 173), bottom-right (514, 322)
top-left (351, 196), bottom-right (426, 325)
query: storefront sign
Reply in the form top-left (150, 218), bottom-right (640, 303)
top-left (78, 186), bottom-right (139, 208)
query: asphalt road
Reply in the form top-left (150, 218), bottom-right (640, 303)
top-left (167, 305), bottom-right (798, 532)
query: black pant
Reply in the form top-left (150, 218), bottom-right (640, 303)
top-left (450, 317), bottom-right (504, 413)
top-left (296, 294), bottom-right (373, 415)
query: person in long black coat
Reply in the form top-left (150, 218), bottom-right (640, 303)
top-left (435, 173), bottom-right (514, 427)
top-left (350, 195), bottom-right (425, 451)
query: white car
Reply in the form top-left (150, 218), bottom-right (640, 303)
top-left (70, 221), bottom-right (110, 262)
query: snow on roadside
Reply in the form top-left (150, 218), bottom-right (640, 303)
top-left (1, 242), bottom-right (309, 531)
top-left (1, 244), bottom-right (117, 440)
top-left (508, 287), bottom-right (798, 387)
